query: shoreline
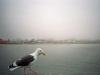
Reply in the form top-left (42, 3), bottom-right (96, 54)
top-left (0, 43), bottom-right (100, 45)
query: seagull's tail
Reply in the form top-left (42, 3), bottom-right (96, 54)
top-left (8, 63), bottom-right (19, 71)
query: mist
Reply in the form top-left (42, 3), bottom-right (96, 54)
top-left (0, 0), bottom-right (100, 40)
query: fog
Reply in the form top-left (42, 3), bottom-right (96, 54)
top-left (0, 0), bottom-right (100, 40)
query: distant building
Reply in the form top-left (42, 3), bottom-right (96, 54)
top-left (0, 38), bottom-right (10, 44)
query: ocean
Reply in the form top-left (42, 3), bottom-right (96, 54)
top-left (0, 44), bottom-right (100, 75)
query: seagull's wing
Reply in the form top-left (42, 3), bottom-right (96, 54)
top-left (8, 55), bottom-right (35, 71)
top-left (16, 55), bottom-right (35, 66)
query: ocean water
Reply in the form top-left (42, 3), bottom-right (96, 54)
top-left (0, 44), bottom-right (100, 75)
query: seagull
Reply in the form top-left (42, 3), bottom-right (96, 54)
top-left (8, 48), bottom-right (46, 74)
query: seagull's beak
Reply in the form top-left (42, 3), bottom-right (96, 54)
top-left (42, 52), bottom-right (46, 56)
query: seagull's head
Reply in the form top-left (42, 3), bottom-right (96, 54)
top-left (36, 48), bottom-right (46, 56)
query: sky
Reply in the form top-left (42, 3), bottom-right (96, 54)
top-left (0, 0), bottom-right (100, 40)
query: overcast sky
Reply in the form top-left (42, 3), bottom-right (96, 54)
top-left (0, 0), bottom-right (100, 40)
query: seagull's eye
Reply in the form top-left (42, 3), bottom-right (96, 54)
top-left (39, 50), bottom-right (42, 52)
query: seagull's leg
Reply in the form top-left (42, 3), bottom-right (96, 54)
top-left (24, 67), bottom-right (29, 75)
top-left (28, 65), bottom-right (38, 75)
top-left (24, 68), bottom-right (26, 75)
